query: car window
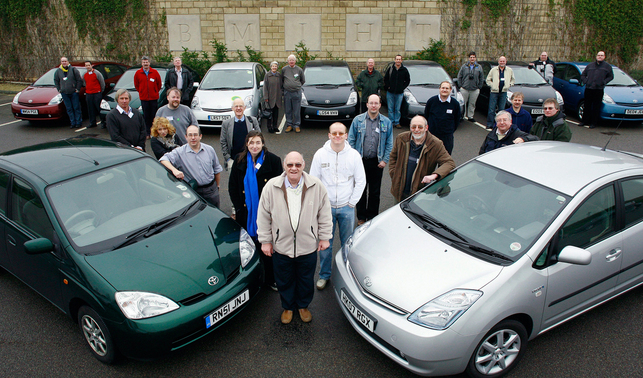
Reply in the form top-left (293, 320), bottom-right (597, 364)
top-left (481, 62), bottom-right (491, 77)
top-left (556, 185), bottom-right (616, 254)
top-left (99, 64), bottom-right (125, 80)
top-left (10, 177), bottom-right (54, 240)
top-left (0, 170), bottom-right (9, 215)
top-left (304, 66), bottom-right (353, 86)
top-left (255, 65), bottom-right (263, 87)
top-left (564, 66), bottom-right (581, 82)
top-left (406, 65), bottom-right (451, 86)
top-left (609, 68), bottom-right (638, 86)
top-left (622, 178), bottom-right (643, 228)
top-left (199, 68), bottom-right (254, 90)
top-left (554, 64), bottom-right (567, 80)
top-left (33, 68), bottom-right (58, 86)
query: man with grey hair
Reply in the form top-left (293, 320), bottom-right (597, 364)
top-left (134, 55), bottom-right (162, 136)
top-left (220, 97), bottom-right (260, 169)
top-left (165, 57), bottom-right (194, 106)
top-left (356, 58), bottom-right (384, 113)
top-left (529, 52), bottom-right (554, 85)
top-left (479, 110), bottom-right (538, 154)
top-left (106, 89), bottom-right (146, 151)
top-left (281, 54), bottom-right (305, 133)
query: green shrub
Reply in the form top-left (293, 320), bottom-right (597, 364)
top-left (407, 39), bottom-right (459, 78)
top-left (294, 41), bottom-right (317, 68)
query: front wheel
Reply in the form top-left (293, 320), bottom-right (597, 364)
top-left (78, 305), bottom-right (117, 364)
top-left (466, 320), bottom-right (528, 378)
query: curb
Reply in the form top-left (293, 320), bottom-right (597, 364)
top-left (0, 90), bottom-right (19, 95)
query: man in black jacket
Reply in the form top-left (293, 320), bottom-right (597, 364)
top-left (580, 51), bottom-right (614, 129)
top-left (164, 57), bottom-right (194, 106)
top-left (384, 55), bottom-right (410, 129)
top-left (424, 81), bottom-right (460, 155)
top-left (479, 111), bottom-right (538, 154)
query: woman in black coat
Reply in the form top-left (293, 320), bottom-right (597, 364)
top-left (229, 131), bottom-right (283, 289)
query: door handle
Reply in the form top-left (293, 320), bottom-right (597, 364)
top-left (7, 235), bottom-right (16, 246)
top-left (605, 248), bottom-right (622, 262)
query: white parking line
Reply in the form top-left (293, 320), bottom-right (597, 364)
top-left (276, 115), bottom-right (286, 134)
top-left (567, 119), bottom-right (580, 125)
top-left (0, 120), bottom-right (22, 127)
top-left (0, 102), bottom-right (12, 107)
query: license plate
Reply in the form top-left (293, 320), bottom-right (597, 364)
top-left (205, 289), bottom-right (249, 329)
top-left (208, 115), bottom-right (231, 121)
top-left (531, 108), bottom-right (544, 115)
top-left (317, 110), bottom-right (339, 116)
top-left (341, 289), bottom-right (376, 332)
top-left (21, 109), bottom-right (38, 115)
top-left (625, 109), bottom-right (643, 115)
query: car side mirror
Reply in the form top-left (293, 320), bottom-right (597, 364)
top-left (193, 82), bottom-right (199, 89)
top-left (558, 245), bottom-right (592, 265)
top-left (259, 80), bottom-right (264, 88)
top-left (24, 238), bottom-right (54, 255)
top-left (569, 79), bottom-right (580, 85)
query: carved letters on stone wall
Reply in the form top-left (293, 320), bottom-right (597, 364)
top-left (284, 14), bottom-right (322, 51)
top-left (225, 14), bottom-right (261, 50)
top-left (405, 15), bottom-right (441, 51)
top-left (345, 15), bottom-right (382, 51)
top-left (167, 15), bottom-right (203, 51)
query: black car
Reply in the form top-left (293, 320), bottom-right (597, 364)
top-left (476, 61), bottom-right (564, 118)
top-left (301, 60), bottom-right (360, 123)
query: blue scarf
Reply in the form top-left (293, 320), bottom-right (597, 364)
top-left (243, 151), bottom-right (264, 237)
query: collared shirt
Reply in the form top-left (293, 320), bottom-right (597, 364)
top-left (143, 68), bottom-right (149, 76)
top-left (160, 143), bottom-right (223, 186)
top-left (363, 114), bottom-right (380, 159)
top-left (496, 128), bottom-right (508, 140)
top-left (116, 105), bottom-right (134, 118)
top-left (284, 175), bottom-right (304, 230)
top-left (234, 115), bottom-right (246, 122)
top-left (438, 96), bottom-right (451, 103)
top-left (176, 68), bottom-right (183, 89)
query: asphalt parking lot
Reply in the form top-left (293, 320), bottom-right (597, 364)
top-left (1, 92), bottom-right (642, 377)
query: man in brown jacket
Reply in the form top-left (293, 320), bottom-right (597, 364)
top-left (389, 115), bottom-right (455, 201)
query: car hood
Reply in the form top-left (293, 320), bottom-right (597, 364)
top-left (303, 85), bottom-right (353, 106)
top-left (85, 208), bottom-right (241, 302)
top-left (195, 88), bottom-right (254, 110)
top-left (509, 85), bottom-right (556, 103)
top-left (605, 85), bottom-right (643, 104)
top-left (348, 206), bottom-right (503, 313)
top-left (18, 86), bottom-right (59, 104)
top-left (406, 85), bottom-right (440, 105)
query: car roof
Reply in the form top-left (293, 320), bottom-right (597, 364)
top-left (0, 137), bottom-right (147, 185)
top-left (208, 62), bottom-right (259, 70)
top-left (479, 61), bottom-right (530, 67)
top-left (477, 142), bottom-right (643, 196)
top-left (304, 60), bottom-right (350, 68)
top-left (393, 60), bottom-right (441, 67)
top-left (558, 62), bottom-right (617, 69)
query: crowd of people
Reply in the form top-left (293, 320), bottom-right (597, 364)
top-left (52, 49), bottom-right (610, 324)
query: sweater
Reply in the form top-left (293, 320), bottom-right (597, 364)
top-left (424, 95), bottom-right (461, 136)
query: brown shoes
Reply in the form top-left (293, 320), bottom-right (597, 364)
top-left (294, 126), bottom-right (301, 133)
top-left (394, 123), bottom-right (402, 129)
top-left (285, 125), bottom-right (293, 133)
top-left (281, 310), bottom-right (293, 324)
top-left (299, 308), bottom-right (312, 323)
top-left (357, 219), bottom-right (366, 226)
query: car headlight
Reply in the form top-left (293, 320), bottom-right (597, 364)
top-left (100, 99), bottom-right (111, 111)
top-left (191, 95), bottom-right (201, 111)
top-left (603, 93), bottom-right (615, 104)
top-left (301, 91), bottom-right (308, 106)
top-left (49, 93), bottom-right (63, 105)
top-left (506, 91), bottom-right (513, 105)
top-left (13, 92), bottom-right (21, 104)
top-left (409, 289), bottom-right (482, 330)
top-left (115, 291), bottom-right (180, 319)
top-left (239, 228), bottom-right (255, 268)
top-left (403, 89), bottom-right (418, 105)
top-left (138, 105), bottom-right (143, 111)
top-left (346, 91), bottom-right (358, 106)
top-left (555, 90), bottom-right (565, 106)
top-left (244, 95), bottom-right (254, 109)
top-left (456, 91), bottom-right (465, 106)
top-left (342, 220), bottom-right (371, 263)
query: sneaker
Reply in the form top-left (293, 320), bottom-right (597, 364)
top-left (295, 126), bottom-right (301, 133)
top-left (285, 125), bottom-right (293, 133)
top-left (316, 278), bottom-right (327, 290)
top-left (468, 117), bottom-right (476, 122)
top-left (298, 308), bottom-right (312, 323)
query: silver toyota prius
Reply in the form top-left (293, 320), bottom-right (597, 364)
top-left (333, 141), bottom-right (643, 377)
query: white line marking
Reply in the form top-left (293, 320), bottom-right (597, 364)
top-left (75, 127), bottom-right (87, 132)
top-left (0, 120), bottom-right (21, 127)
top-left (0, 102), bottom-right (12, 107)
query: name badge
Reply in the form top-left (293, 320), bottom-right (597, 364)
top-left (294, 74), bottom-right (299, 78)
top-left (446, 109), bottom-right (453, 114)
top-left (150, 78), bottom-right (155, 82)
top-left (500, 78), bottom-right (505, 81)
top-left (63, 77), bottom-right (68, 81)
top-left (375, 127), bottom-right (380, 134)
top-left (166, 116), bottom-right (174, 121)
top-left (255, 163), bottom-right (262, 170)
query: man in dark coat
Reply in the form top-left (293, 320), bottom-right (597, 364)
top-left (106, 89), bottom-right (146, 151)
top-left (479, 110), bottom-right (538, 154)
top-left (580, 51), bottom-right (614, 128)
top-left (164, 57), bottom-right (194, 106)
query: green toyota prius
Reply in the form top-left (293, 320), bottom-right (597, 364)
top-left (0, 137), bottom-right (262, 363)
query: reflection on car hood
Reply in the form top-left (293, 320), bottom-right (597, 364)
top-left (605, 85), bottom-right (643, 104)
top-left (509, 85), bottom-right (556, 103)
top-left (406, 86), bottom-right (440, 105)
top-left (195, 88), bottom-right (254, 110)
top-left (18, 86), bottom-right (59, 104)
top-left (85, 209), bottom-right (240, 302)
top-left (303, 85), bottom-right (352, 106)
top-left (348, 206), bottom-right (502, 312)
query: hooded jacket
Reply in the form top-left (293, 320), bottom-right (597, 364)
top-left (309, 140), bottom-right (366, 208)
top-left (530, 111), bottom-right (572, 142)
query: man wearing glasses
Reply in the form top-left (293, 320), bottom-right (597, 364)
top-left (389, 115), bottom-right (455, 202)
top-left (529, 98), bottom-right (572, 142)
top-left (257, 152), bottom-right (332, 324)
top-left (310, 123), bottom-right (366, 291)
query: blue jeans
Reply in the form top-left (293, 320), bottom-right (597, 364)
top-left (487, 91), bottom-right (507, 127)
top-left (61, 92), bottom-right (82, 126)
top-left (387, 92), bottom-right (403, 125)
top-left (318, 205), bottom-right (356, 280)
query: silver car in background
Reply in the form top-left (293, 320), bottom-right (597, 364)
top-left (191, 62), bottom-right (267, 127)
top-left (333, 141), bottom-right (643, 377)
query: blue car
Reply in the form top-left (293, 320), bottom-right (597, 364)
top-left (553, 62), bottom-right (643, 122)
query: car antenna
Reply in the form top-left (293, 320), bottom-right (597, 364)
top-left (601, 118), bottom-right (624, 151)
top-left (62, 138), bottom-right (100, 165)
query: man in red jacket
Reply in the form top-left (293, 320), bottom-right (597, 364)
top-left (133, 56), bottom-right (162, 136)
top-left (83, 61), bottom-right (105, 128)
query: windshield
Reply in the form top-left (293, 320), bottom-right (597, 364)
top-left (608, 68), bottom-right (638, 86)
top-left (304, 66), bottom-right (353, 86)
top-left (199, 68), bottom-right (254, 90)
top-left (115, 69), bottom-right (168, 91)
top-left (34, 67), bottom-right (87, 86)
top-left (511, 66), bottom-right (548, 85)
top-left (48, 157), bottom-right (199, 252)
top-left (404, 160), bottom-right (568, 260)
top-left (406, 65), bottom-right (451, 85)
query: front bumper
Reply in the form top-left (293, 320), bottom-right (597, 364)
top-left (107, 256), bottom-right (263, 359)
top-left (11, 103), bottom-right (66, 121)
top-left (332, 252), bottom-right (474, 376)
top-left (301, 104), bottom-right (358, 122)
top-left (600, 103), bottom-right (643, 121)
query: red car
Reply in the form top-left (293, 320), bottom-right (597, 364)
top-left (11, 61), bottom-right (130, 122)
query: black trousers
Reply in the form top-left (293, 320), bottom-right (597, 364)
top-left (272, 251), bottom-right (317, 310)
top-left (140, 99), bottom-right (158, 136)
top-left (86, 92), bottom-right (102, 127)
top-left (433, 132), bottom-right (454, 155)
top-left (583, 88), bottom-right (604, 126)
top-left (357, 157), bottom-right (384, 221)
top-left (196, 183), bottom-right (220, 208)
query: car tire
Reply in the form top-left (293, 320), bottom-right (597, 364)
top-left (77, 305), bottom-right (117, 364)
top-left (577, 101), bottom-right (584, 121)
top-left (465, 319), bottom-right (528, 378)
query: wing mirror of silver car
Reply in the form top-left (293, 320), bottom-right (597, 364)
top-left (558, 246), bottom-right (592, 265)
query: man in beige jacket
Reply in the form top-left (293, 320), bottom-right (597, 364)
top-left (486, 56), bottom-right (515, 129)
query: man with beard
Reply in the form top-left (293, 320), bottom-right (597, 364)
top-left (155, 87), bottom-right (198, 144)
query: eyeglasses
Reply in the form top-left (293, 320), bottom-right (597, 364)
top-left (330, 132), bottom-right (346, 136)
top-left (286, 163), bottom-right (303, 168)
top-left (187, 133), bottom-right (200, 137)
top-left (410, 125), bottom-right (425, 130)
top-left (543, 107), bottom-right (556, 110)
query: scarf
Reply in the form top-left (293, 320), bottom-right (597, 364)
top-left (243, 151), bottom-right (264, 237)
top-left (157, 134), bottom-right (179, 151)
top-left (60, 64), bottom-right (69, 73)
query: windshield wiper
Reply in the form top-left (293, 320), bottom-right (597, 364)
top-left (413, 83), bottom-right (439, 87)
top-left (209, 87), bottom-right (237, 90)
top-left (402, 204), bottom-right (467, 243)
top-left (453, 241), bottom-right (513, 262)
top-left (313, 83), bottom-right (339, 87)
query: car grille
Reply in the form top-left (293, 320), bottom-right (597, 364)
top-left (201, 107), bottom-right (230, 112)
top-left (307, 102), bottom-right (345, 108)
top-left (523, 101), bottom-right (543, 107)
top-left (615, 102), bottom-right (643, 107)
top-left (18, 101), bottom-right (48, 107)
top-left (348, 263), bottom-right (406, 315)
top-left (353, 317), bottom-right (406, 361)
top-left (179, 271), bottom-right (240, 306)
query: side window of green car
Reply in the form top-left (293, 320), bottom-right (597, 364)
top-left (10, 177), bottom-right (54, 240)
top-left (0, 170), bottom-right (9, 215)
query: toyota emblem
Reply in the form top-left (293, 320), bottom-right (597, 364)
top-left (28, 99), bottom-right (33, 103)
top-left (363, 276), bottom-right (372, 287)
top-left (207, 276), bottom-right (219, 286)
top-left (325, 100), bottom-right (331, 104)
